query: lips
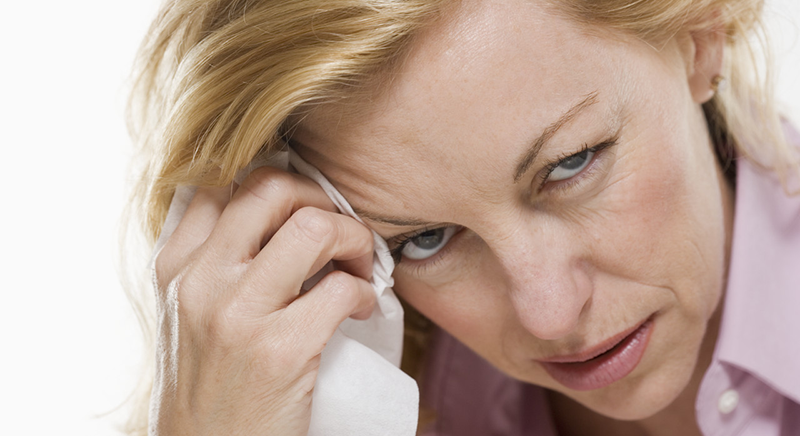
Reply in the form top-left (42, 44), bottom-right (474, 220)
top-left (537, 317), bottom-right (654, 391)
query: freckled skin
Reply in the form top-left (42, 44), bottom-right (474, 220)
top-left (292, 0), bottom-right (734, 432)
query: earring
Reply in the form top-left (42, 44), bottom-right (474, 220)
top-left (710, 75), bottom-right (727, 93)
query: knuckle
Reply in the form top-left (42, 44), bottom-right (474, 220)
top-left (352, 224), bottom-right (375, 255)
top-left (260, 330), bottom-right (306, 370)
top-left (321, 271), bottom-right (361, 311)
top-left (164, 259), bottom-right (239, 328)
top-left (197, 297), bottom-right (267, 354)
top-left (290, 207), bottom-right (336, 244)
top-left (242, 167), bottom-right (298, 206)
top-left (200, 303), bottom-right (240, 345)
top-left (153, 240), bottom-right (186, 291)
top-left (170, 266), bottom-right (211, 324)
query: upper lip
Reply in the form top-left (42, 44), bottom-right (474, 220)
top-left (536, 317), bottom-right (651, 364)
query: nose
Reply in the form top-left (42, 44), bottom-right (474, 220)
top-left (492, 225), bottom-right (593, 341)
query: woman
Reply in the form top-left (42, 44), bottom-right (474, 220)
top-left (124, 0), bottom-right (800, 435)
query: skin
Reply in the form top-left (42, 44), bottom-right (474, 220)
top-left (151, 171), bottom-right (378, 436)
top-left (152, 1), bottom-right (734, 435)
top-left (290, 0), bottom-right (735, 434)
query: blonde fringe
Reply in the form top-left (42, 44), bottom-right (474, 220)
top-left (129, 0), bottom-right (448, 245)
top-left (122, 1), bottom-right (798, 434)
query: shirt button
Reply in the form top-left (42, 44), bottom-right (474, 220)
top-left (718, 389), bottom-right (739, 414)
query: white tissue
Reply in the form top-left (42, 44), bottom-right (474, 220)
top-left (151, 149), bottom-right (419, 435)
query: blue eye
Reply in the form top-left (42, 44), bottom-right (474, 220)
top-left (401, 226), bottom-right (458, 260)
top-left (548, 149), bottom-right (595, 182)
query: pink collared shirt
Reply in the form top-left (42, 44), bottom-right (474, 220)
top-left (419, 127), bottom-right (800, 436)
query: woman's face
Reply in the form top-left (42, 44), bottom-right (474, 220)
top-left (292, 0), bottom-right (734, 420)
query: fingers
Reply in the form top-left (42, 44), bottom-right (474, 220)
top-left (207, 167), bottom-right (338, 262)
top-left (283, 270), bottom-right (377, 353)
top-left (148, 166), bottom-right (383, 435)
top-left (155, 165), bottom-right (376, 328)
top-left (241, 206), bottom-right (374, 309)
top-left (155, 185), bottom-right (234, 289)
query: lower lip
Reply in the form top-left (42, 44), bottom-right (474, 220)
top-left (539, 319), bottom-right (654, 391)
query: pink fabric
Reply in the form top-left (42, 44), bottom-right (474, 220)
top-left (419, 126), bottom-right (800, 435)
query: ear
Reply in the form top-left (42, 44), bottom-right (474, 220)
top-left (681, 17), bottom-right (725, 104)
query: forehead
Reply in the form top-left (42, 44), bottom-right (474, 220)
top-left (291, 0), bottom-right (651, 225)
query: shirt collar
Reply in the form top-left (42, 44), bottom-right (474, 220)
top-left (715, 139), bottom-right (800, 404)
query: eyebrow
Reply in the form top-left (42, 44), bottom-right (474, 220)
top-left (513, 91), bottom-right (599, 182)
top-left (351, 206), bottom-right (436, 227)
top-left (350, 91), bottom-right (600, 228)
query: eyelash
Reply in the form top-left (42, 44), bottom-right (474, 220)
top-left (539, 138), bottom-right (618, 192)
top-left (389, 232), bottom-right (416, 264)
top-left (389, 227), bottom-right (454, 265)
top-left (389, 138), bottom-right (618, 266)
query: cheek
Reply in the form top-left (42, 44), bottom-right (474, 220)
top-left (393, 245), bottom-right (514, 355)
top-left (589, 130), bottom-right (726, 319)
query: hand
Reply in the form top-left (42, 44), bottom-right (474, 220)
top-left (150, 167), bottom-right (377, 435)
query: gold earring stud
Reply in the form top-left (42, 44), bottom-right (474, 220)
top-left (711, 75), bottom-right (727, 93)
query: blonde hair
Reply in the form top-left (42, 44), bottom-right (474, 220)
top-left (122, 0), bottom-right (796, 434)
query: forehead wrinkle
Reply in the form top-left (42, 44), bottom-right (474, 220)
top-left (304, 147), bottom-right (436, 221)
top-left (325, 151), bottom-right (491, 233)
top-left (292, 116), bottom-right (467, 230)
top-left (297, 122), bottom-right (517, 233)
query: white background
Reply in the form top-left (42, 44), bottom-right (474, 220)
top-left (1, 1), bottom-right (798, 435)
